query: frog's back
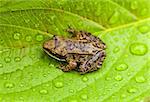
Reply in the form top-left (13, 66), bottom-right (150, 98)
top-left (64, 40), bottom-right (100, 55)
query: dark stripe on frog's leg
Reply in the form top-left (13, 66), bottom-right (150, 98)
top-left (65, 27), bottom-right (94, 41)
top-left (79, 51), bottom-right (106, 74)
top-left (61, 59), bottom-right (77, 72)
top-left (66, 27), bottom-right (102, 43)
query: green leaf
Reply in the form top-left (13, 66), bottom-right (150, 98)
top-left (0, 0), bottom-right (150, 102)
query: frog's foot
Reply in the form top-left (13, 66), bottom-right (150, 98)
top-left (61, 60), bottom-right (77, 72)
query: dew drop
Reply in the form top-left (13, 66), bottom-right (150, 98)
top-left (129, 43), bottom-right (148, 56)
top-left (19, 96), bottom-right (24, 102)
top-left (54, 81), bottom-right (64, 88)
top-left (138, 25), bottom-right (149, 34)
top-left (105, 76), bottom-right (111, 81)
top-left (82, 76), bottom-right (88, 82)
top-left (4, 82), bottom-right (14, 88)
top-left (14, 57), bottom-right (21, 62)
top-left (127, 72), bottom-right (131, 76)
top-left (3, 76), bottom-right (7, 80)
top-left (20, 83), bottom-right (24, 87)
top-left (0, 39), bottom-right (4, 45)
top-left (35, 34), bottom-right (44, 41)
top-left (113, 47), bottom-right (120, 53)
top-left (0, 63), bottom-right (3, 68)
top-left (115, 63), bottom-right (128, 71)
top-left (35, 24), bottom-right (40, 28)
top-left (25, 35), bottom-right (32, 42)
top-left (4, 57), bottom-right (11, 63)
top-left (141, 8), bottom-right (148, 16)
top-left (135, 76), bottom-right (146, 83)
top-left (25, 19), bottom-right (30, 23)
top-left (50, 15), bottom-right (56, 21)
top-left (13, 33), bottom-right (21, 40)
top-left (114, 75), bottom-right (123, 81)
top-left (127, 87), bottom-right (137, 93)
top-left (32, 88), bottom-right (36, 92)
top-left (121, 94), bottom-right (126, 98)
top-left (39, 89), bottom-right (48, 95)
top-left (0, 50), bottom-right (2, 54)
top-left (131, 1), bottom-right (138, 9)
top-left (109, 11), bottom-right (119, 24)
top-left (80, 94), bottom-right (88, 100)
top-left (69, 89), bottom-right (74, 93)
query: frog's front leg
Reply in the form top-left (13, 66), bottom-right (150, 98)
top-left (61, 59), bottom-right (77, 72)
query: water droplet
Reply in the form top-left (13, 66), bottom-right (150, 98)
top-left (127, 87), bottom-right (137, 93)
top-left (115, 63), bottom-right (128, 71)
top-left (0, 63), bottom-right (3, 68)
top-left (49, 64), bottom-right (55, 68)
top-left (25, 19), bottom-right (30, 23)
top-left (13, 33), bottom-right (21, 40)
top-left (138, 25), bottom-right (149, 34)
top-left (127, 72), bottom-right (131, 76)
top-left (113, 47), bottom-right (120, 53)
top-left (35, 24), bottom-right (40, 28)
top-left (141, 8), bottom-right (148, 16)
top-left (50, 15), bottom-right (56, 21)
top-left (109, 11), bottom-right (119, 24)
top-left (3, 76), bottom-right (7, 80)
top-left (4, 57), bottom-right (11, 63)
top-left (129, 43), bottom-right (148, 56)
top-left (0, 50), bottom-right (3, 54)
top-left (43, 74), bottom-right (47, 77)
top-left (19, 96), bottom-right (23, 99)
top-left (69, 89), bottom-right (74, 93)
top-left (105, 76), bottom-right (111, 81)
top-left (32, 88), bottom-right (36, 92)
top-left (135, 76), bottom-right (146, 83)
top-left (20, 84), bottom-right (24, 87)
top-left (131, 1), bottom-right (138, 9)
top-left (121, 94), bottom-right (126, 98)
top-left (0, 97), bottom-right (2, 101)
top-left (54, 81), bottom-right (63, 88)
top-left (80, 94), bottom-right (88, 100)
top-left (39, 89), bottom-right (48, 95)
top-left (35, 34), bottom-right (44, 41)
top-left (25, 35), bottom-right (32, 42)
top-left (82, 76), bottom-right (88, 82)
top-left (14, 57), bottom-right (21, 62)
top-left (114, 75), bottom-right (123, 81)
top-left (4, 82), bottom-right (14, 88)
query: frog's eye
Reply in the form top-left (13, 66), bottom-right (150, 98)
top-left (53, 36), bottom-right (59, 48)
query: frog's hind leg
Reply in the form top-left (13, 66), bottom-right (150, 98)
top-left (61, 59), bottom-right (77, 72)
top-left (66, 27), bottom-right (91, 40)
top-left (66, 28), bottom-right (104, 41)
top-left (79, 51), bottom-right (106, 74)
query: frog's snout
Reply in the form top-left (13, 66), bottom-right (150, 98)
top-left (43, 40), bottom-right (55, 50)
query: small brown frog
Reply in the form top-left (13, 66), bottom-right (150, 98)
top-left (43, 28), bottom-right (106, 74)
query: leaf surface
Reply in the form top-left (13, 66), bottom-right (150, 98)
top-left (0, 0), bottom-right (150, 102)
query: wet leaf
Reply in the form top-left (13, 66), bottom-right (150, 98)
top-left (0, 0), bottom-right (150, 101)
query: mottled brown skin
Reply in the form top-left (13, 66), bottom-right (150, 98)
top-left (43, 28), bottom-right (106, 74)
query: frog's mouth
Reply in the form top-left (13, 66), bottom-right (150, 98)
top-left (43, 48), bottom-right (66, 62)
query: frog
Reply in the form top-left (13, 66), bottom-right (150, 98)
top-left (43, 28), bottom-right (106, 74)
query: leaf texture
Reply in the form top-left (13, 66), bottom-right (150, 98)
top-left (0, 0), bottom-right (150, 102)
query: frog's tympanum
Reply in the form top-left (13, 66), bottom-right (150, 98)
top-left (43, 28), bottom-right (106, 74)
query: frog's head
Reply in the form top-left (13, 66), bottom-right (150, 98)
top-left (43, 36), bottom-right (66, 61)
top-left (43, 35), bottom-right (58, 52)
